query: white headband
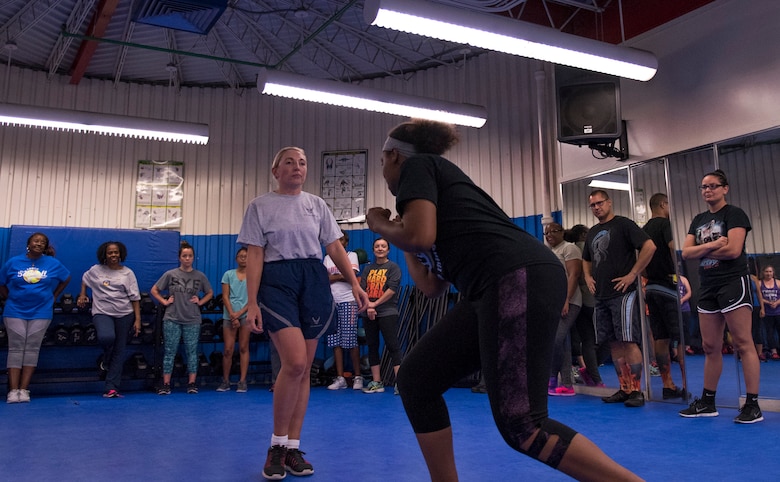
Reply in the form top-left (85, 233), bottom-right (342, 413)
top-left (382, 137), bottom-right (417, 158)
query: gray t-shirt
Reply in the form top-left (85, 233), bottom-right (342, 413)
top-left (237, 191), bottom-right (342, 262)
top-left (551, 241), bottom-right (583, 307)
top-left (82, 264), bottom-right (141, 317)
top-left (154, 268), bottom-right (213, 324)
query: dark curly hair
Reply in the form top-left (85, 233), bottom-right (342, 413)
top-left (27, 232), bottom-right (56, 256)
top-left (388, 118), bottom-right (459, 155)
top-left (97, 241), bottom-right (128, 264)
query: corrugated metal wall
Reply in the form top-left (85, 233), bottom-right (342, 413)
top-left (666, 148), bottom-right (717, 246)
top-left (717, 142), bottom-right (780, 254)
top-left (560, 143), bottom-right (780, 257)
top-left (0, 52), bottom-right (559, 236)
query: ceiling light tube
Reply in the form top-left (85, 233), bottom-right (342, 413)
top-left (364, 0), bottom-right (658, 81)
top-left (588, 179), bottom-right (630, 191)
top-left (257, 68), bottom-right (487, 128)
top-left (0, 103), bottom-right (209, 144)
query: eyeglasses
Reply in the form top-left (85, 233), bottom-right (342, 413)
top-left (544, 229), bottom-right (563, 235)
top-left (589, 200), bottom-right (607, 209)
top-left (699, 183), bottom-right (724, 191)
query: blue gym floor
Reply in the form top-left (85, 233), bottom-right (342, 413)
top-left (2, 357), bottom-right (779, 482)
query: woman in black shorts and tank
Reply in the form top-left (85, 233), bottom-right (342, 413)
top-left (679, 169), bottom-right (762, 423)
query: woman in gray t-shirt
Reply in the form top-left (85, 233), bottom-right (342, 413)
top-left (78, 241), bottom-right (141, 398)
top-left (151, 241), bottom-right (213, 395)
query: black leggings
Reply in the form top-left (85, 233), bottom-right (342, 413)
top-left (397, 265), bottom-right (578, 468)
top-left (364, 313), bottom-right (403, 367)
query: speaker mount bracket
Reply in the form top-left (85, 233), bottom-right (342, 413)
top-left (587, 120), bottom-right (629, 160)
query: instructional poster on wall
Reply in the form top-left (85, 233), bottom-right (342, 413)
top-left (321, 149), bottom-right (367, 223)
top-left (135, 160), bottom-right (184, 229)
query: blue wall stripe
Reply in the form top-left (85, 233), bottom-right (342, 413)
top-left (0, 212), bottom-right (561, 295)
top-left (181, 212), bottom-right (560, 292)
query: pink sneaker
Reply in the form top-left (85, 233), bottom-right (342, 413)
top-left (555, 386), bottom-right (576, 396)
top-left (578, 367), bottom-right (596, 386)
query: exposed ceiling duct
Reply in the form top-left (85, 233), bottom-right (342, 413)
top-left (132, 0), bottom-right (227, 35)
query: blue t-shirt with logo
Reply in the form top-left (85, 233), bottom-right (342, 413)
top-left (0, 254), bottom-right (70, 319)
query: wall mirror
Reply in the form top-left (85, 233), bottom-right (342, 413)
top-left (561, 126), bottom-right (780, 408)
top-left (715, 128), bottom-right (780, 405)
top-left (562, 165), bottom-right (690, 403)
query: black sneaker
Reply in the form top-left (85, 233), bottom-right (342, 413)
top-left (156, 384), bottom-right (171, 396)
top-left (187, 383), bottom-right (198, 394)
top-left (623, 391), bottom-right (645, 407)
top-left (263, 445), bottom-right (287, 480)
top-left (284, 448), bottom-right (314, 476)
top-left (679, 398), bottom-right (718, 418)
top-left (734, 404), bottom-right (764, 424)
top-left (662, 387), bottom-right (688, 400)
top-left (601, 390), bottom-right (630, 403)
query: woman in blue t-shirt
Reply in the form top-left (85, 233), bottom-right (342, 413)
top-left (216, 247), bottom-right (251, 392)
top-left (0, 232), bottom-right (70, 403)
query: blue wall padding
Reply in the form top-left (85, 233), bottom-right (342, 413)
top-left (181, 233), bottom-right (241, 294)
top-left (1, 211), bottom-right (559, 298)
top-left (8, 225), bottom-right (180, 297)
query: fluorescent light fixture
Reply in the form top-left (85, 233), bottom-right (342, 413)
top-left (588, 179), bottom-right (630, 191)
top-left (0, 103), bottom-right (209, 144)
top-left (364, 0), bottom-right (658, 81)
top-left (257, 68), bottom-right (487, 128)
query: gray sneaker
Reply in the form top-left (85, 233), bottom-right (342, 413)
top-left (236, 380), bottom-right (248, 393)
top-left (216, 380), bottom-right (231, 392)
top-left (352, 376), bottom-right (364, 390)
top-left (362, 381), bottom-right (385, 393)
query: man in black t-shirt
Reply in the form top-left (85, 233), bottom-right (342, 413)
top-left (643, 193), bottom-right (686, 400)
top-left (583, 189), bottom-right (656, 408)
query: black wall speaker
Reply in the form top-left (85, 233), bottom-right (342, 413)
top-left (556, 66), bottom-right (622, 145)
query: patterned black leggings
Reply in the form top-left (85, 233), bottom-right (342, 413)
top-left (397, 264), bottom-right (578, 468)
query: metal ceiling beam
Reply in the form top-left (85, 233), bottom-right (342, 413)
top-left (545, 0), bottom-right (603, 13)
top-left (69, 0), bottom-right (121, 84)
top-left (46, 0), bottom-right (97, 78)
top-left (111, 11), bottom-right (135, 87)
top-left (0, 0), bottom-right (66, 42)
top-left (272, 0), bottom-right (357, 67)
top-left (164, 30), bottom-right (182, 90)
top-left (225, 5), bottom-right (357, 81)
top-left (217, 8), bottom-right (284, 68)
top-left (61, 30), bottom-right (273, 69)
top-left (306, 8), bottom-right (446, 78)
top-left (195, 29), bottom-right (244, 92)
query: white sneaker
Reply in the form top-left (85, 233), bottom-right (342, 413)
top-left (6, 389), bottom-right (20, 404)
top-left (18, 389), bottom-right (30, 403)
top-left (327, 376), bottom-right (347, 390)
top-left (353, 376), bottom-right (364, 390)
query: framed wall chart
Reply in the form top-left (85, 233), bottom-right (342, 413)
top-left (321, 149), bottom-right (367, 223)
top-left (135, 160), bottom-right (184, 229)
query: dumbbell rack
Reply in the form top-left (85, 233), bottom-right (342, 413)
top-left (0, 301), bottom-right (158, 395)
